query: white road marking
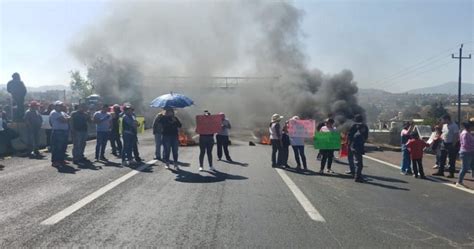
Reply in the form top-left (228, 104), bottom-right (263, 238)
top-left (275, 168), bottom-right (326, 222)
top-left (363, 155), bottom-right (474, 195)
top-left (41, 160), bottom-right (157, 225)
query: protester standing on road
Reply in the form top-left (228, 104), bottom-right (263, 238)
top-left (319, 118), bottom-right (336, 174)
top-left (289, 116), bottom-right (307, 171)
top-left (198, 110), bottom-right (215, 171)
top-left (71, 103), bottom-right (90, 164)
top-left (350, 121), bottom-right (369, 183)
top-left (431, 125), bottom-right (443, 169)
top-left (109, 104), bottom-right (122, 157)
top-left (0, 106), bottom-right (14, 158)
top-left (49, 101), bottom-right (70, 167)
top-left (160, 108), bottom-right (182, 169)
top-left (346, 114), bottom-right (369, 176)
top-left (269, 114), bottom-right (283, 167)
top-left (433, 114), bottom-right (459, 178)
top-left (24, 101), bottom-right (43, 158)
top-left (121, 106), bottom-right (138, 166)
top-left (316, 120), bottom-right (326, 161)
top-left (216, 112), bottom-right (232, 162)
top-left (280, 121), bottom-right (291, 168)
top-left (42, 104), bottom-right (53, 151)
top-left (400, 122), bottom-right (415, 175)
top-left (406, 132), bottom-right (429, 179)
top-left (456, 121), bottom-right (474, 187)
top-left (153, 111), bottom-right (164, 160)
top-left (93, 104), bottom-right (111, 162)
top-left (131, 108), bottom-right (143, 163)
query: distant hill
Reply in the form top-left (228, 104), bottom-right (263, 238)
top-left (406, 82), bottom-right (474, 95)
top-left (0, 84), bottom-right (69, 92)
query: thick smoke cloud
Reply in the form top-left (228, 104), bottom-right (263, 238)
top-left (71, 0), bottom-right (365, 131)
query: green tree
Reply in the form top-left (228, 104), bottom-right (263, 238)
top-left (69, 70), bottom-right (94, 99)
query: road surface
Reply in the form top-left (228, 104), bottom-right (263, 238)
top-left (1, 131), bottom-right (473, 248)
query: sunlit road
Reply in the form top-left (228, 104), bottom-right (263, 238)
top-left (1, 131), bottom-right (473, 248)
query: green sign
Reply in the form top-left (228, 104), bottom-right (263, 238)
top-left (314, 132), bottom-right (341, 150)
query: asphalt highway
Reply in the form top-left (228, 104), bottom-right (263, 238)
top-left (0, 131), bottom-right (473, 248)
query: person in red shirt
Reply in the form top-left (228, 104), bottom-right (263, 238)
top-left (406, 132), bottom-right (429, 179)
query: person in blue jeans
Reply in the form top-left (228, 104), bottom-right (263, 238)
top-left (159, 108), bottom-right (182, 169)
top-left (457, 121), bottom-right (474, 187)
top-left (121, 106), bottom-right (138, 166)
top-left (93, 104), bottom-right (111, 161)
top-left (49, 101), bottom-right (70, 168)
top-left (400, 122), bottom-right (414, 175)
top-left (347, 114), bottom-right (368, 177)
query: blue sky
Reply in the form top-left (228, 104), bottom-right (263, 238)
top-left (1, 0), bottom-right (473, 92)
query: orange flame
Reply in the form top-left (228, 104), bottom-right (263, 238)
top-left (179, 131), bottom-right (188, 146)
top-left (260, 135), bottom-right (271, 145)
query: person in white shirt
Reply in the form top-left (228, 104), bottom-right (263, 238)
top-left (433, 114), bottom-right (459, 178)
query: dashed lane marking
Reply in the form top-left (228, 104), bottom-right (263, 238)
top-left (363, 155), bottom-right (474, 195)
top-left (41, 160), bottom-right (157, 225)
top-left (275, 168), bottom-right (326, 222)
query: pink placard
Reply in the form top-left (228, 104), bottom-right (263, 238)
top-left (288, 119), bottom-right (315, 138)
top-left (196, 114), bottom-right (223, 135)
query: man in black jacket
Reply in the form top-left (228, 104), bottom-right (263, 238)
top-left (7, 73), bottom-right (27, 122)
top-left (347, 114), bottom-right (369, 182)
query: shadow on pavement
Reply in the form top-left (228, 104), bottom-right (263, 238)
top-left (364, 180), bottom-right (410, 191)
top-left (365, 174), bottom-right (408, 184)
top-left (283, 167), bottom-right (318, 176)
top-left (57, 165), bottom-right (80, 174)
top-left (177, 161), bottom-right (191, 167)
top-left (222, 160), bottom-right (248, 167)
top-left (334, 159), bottom-right (349, 165)
top-left (76, 161), bottom-right (101, 170)
top-left (172, 169), bottom-right (247, 183)
top-left (101, 161), bottom-right (123, 167)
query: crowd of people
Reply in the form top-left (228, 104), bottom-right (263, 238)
top-left (268, 113), bottom-right (369, 183)
top-left (400, 114), bottom-right (474, 187)
top-left (152, 109), bottom-right (232, 171)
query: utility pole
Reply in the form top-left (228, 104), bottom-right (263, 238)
top-left (452, 44), bottom-right (471, 125)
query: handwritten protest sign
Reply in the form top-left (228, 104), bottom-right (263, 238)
top-left (196, 114), bottom-right (223, 134)
top-left (136, 116), bottom-right (145, 134)
top-left (314, 131), bottom-right (341, 150)
top-left (119, 116), bottom-right (145, 134)
top-left (41, 115), bottom-right (51, 129)
top-left (288, 119), bottom-right (315, 138)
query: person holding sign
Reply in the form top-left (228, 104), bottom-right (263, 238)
top-left (319, 119), bottom-right (336, 174)
top-left (216, 112), bottom-right (232, 162)
top-left (289, 116), bottom-right (307, 171)
top-left (269, 113), bottom-right (283, 167)
top-left (159, 108), bottom-right (182, 169)
top-left (196, 110), bottom-right (219, 171)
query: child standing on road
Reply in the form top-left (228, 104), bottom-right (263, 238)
top-left (406, 132), bottom-right (429, 179)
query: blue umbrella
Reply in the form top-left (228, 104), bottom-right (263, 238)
top-left (150, 92), bottom-right (194, 108)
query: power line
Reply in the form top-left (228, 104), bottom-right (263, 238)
top-left (368, 45), bottom-right (459, 86)
top-left (378, 60), bottom-right (454, 91)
